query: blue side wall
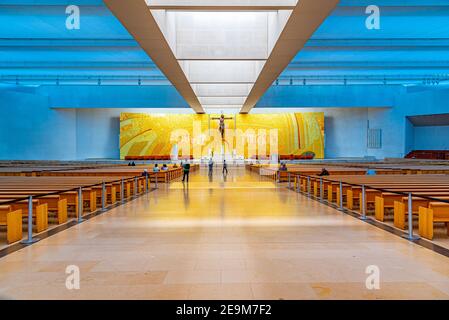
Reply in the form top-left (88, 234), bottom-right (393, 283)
top-left (413, 126), bottom-right (449, 151)
top-left (1, 1), bottom-right (448, 161)
top-left (1, 84), bottom-right (448, 160)
top-left (0, 89), bottom-right (77, 160)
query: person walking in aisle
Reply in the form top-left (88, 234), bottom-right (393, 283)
top-left (182, 161), bottom-right (191, 183)
top-left (222, 160), bottom-right (228, 176)
top-left (208, 158), bottom-right (214, 176)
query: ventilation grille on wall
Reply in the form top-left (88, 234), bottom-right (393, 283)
top-left (367, 128), bottom-right (382, 149)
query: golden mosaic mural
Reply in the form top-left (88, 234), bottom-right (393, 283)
top-left (120, 113), bottom-right (324, 159)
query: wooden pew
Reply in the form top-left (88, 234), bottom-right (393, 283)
top-left (0, 194), bottom-right (67, 225)
top-left (0, 206), bottom-right (23, 243)
top-left (0, 198), bottom-right (48, 233)
top-left (374, 193), bottom-right (449, 228)
top-left (0, 189), bottom-right (93, 217)
top-left (0, 177), bottom-right (117, 243)
top-left (0, 167), bottom-right (185, 245)
top-left (419, 203), bottom-right (449, 240)
top-left (295, 173), bottom-right (449, 239)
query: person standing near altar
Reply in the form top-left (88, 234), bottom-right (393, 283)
top-left (208, 158), bottom-right (214, 176)
top-left (222, 160), bottom-right (228, 176)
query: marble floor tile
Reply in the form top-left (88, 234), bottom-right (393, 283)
top-left (0, 168), bottom-right (448, 299)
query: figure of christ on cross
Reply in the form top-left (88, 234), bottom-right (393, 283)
top-left (211, 113), bottom-right (233, 140)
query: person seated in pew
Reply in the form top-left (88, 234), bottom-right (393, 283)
top-left (161, 164), bottom-right (169, 171)
top-left (173, 163), bottom-right (178, 169)
top-left (131, 161), bottom-right (136, 167)
top-left (366, 169), bottom-right (377, 176)
top-left (142, 168), bottom-right (149, 177)
top-left (279, 163), bottom-right (288, 171)
top-left (317, 168), bottom-right (330, 176)
top-left (153, 164), bottom-right (160, 172)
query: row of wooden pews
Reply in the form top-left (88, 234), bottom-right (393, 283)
top-left (337, 163), bottom-right (449, 175)
top-left (0, 175), bottom-right (149, 244)
top-left (246, 164), bottom-right (402, 182)
top-left (0, 162), bottom-right (119, 176)
top-left (40, 167), bottom-right (184, 182)
top-left (42, 164), bottom-right (198, 181)
top-left (0, 163), bottom-right (200, 245)
top-left (0, 164), bottom-right (200, 182)
top-left (247, 162), bottom-right (449, 179)
top-left (295, 174), bottom-right (449, 240)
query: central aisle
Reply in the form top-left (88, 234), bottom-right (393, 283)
top-left (0, 167), bottom-right (448, 299)
top-left (144, 167), bottom-right (299, 220)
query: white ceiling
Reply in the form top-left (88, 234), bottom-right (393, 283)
top-left (150, 9), bottom-right (293, 112)
top-left (145, 0), bottom-right (298, 8)
top-left (105, 0), bottom-right (338, 114)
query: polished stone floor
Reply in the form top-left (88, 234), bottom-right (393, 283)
top-left (0, 167), bottom-right (448, 300)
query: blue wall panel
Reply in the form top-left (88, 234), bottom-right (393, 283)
top-left (2, 84), bottom-right (449, 160)
top-left (256, 85), bottom-right (397, 108)
top-left (0, 90), bottom-right (76, 160)
top-left (414, 126), bottom-right (449, 150)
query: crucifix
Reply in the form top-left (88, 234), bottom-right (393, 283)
top-left (211, 113), bottom-right (234, 140)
